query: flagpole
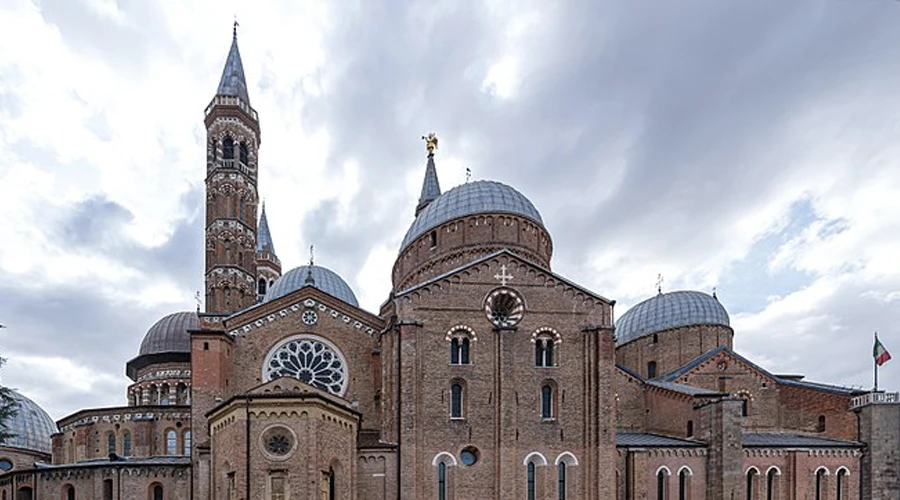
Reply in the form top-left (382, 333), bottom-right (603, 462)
top-left (874, 331), bottom-right (879, 392)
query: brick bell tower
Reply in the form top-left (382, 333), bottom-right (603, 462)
top-left (204, 24), bottom-right (261, 314)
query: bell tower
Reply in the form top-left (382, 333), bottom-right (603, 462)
top-left (204, 25), bottom-right (261, 314)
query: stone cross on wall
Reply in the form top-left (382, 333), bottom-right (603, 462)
top-left (494, 265), bottom-right (513, 286)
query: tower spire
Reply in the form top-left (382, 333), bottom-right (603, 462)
top-left (256, 202), bottom-right (276, 255)
top-left (216, 23), bottom-right (251, 105)
top-left (415, 133), bottom-right (441, 216)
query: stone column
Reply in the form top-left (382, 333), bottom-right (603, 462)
top-left (855, 392), bottom-right (900, 499)
top-left (703, 398), bottom-right (743, 499)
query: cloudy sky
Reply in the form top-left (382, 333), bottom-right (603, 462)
top-left (1, 0), bottom-right (900, 419)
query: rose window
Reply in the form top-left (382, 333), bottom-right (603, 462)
top-left (264, 336), bottom-right (348, 395)
top-left (484, 288), bottom-right (525, 327)
top-left (260, 425), bottom-right (295, 459)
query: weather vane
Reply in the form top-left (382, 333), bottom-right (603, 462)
top-left (233, 15), bottom-right (239, 38)
top-left (656, 274), bottom-right (664, 294)
top-left (466, 167), bottom-right (472, 183)
top-left (195, 291), bottom-right (202, 312)
top-left (309, 245), bottom-right (315, 266)
top-left (422, 133), bottom-right (438, 156)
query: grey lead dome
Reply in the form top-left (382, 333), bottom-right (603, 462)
top-left (1, 391), bottom-right (58, 454)
top-left (139, 311), bottom-right (199, 355)
top-left (264, 265), bottom-right (359, 307)
top-left (401, 180), bottom-right (544, 250)
top-left (615, 290), bottom-right (730, 346)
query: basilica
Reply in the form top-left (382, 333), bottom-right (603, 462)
top-left (1, 30), bottom-right (898, 500)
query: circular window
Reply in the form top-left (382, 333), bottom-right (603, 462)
top-left (301, 309), bottom-right (318, 325)
top-left (263, 335), bottom-right (348, 395)
top-left (260, 426), bottom-right (295, 459)
top-left (484, 288), bottom-right (524, 327)
top-left (460, 447), bottom-right (479, 466)
top-left (0, 459), bottom-right (12, 472)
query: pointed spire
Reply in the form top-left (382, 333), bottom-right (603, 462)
top-left (415, 134), bottom-right (441, 216)
top-left (216, 22), bottom-right (251, 105)
top-left (256, 202), bottom-right (276, 255)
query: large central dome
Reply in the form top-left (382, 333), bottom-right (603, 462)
top-left (400, 180), bottom-right (544, 250)
top-left (616, 290), bottom-right (730, 345)
top-left (264, 265), bottom-right (359, 307)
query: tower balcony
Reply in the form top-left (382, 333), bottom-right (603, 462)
top-left (205, 95), bottom-right (258, 120)
top-left (850, 391), bottom-right (900, 409)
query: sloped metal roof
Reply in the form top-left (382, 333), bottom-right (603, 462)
top-left (139, 311), bottom-right (198, 356)
top-left (616, 290), bottom-right (730, 345)
top-left (264, 265), bottom-right (359, 307)
top-left (256, 204), bottom-right (276, 254)
top-left (216, 33), bottom-right (250, 105)
top-left (1, 391), bottom-right (58, 454)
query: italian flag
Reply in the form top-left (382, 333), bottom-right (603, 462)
top-left (874, 337), bottom-right (892, 366)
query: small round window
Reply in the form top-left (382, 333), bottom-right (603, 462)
top-left (484, 288), bottom-right (524, 327)
top-left (0, 459), bottom-right (12, 472)
top-left (260, 426), bottom-right (295, 460)
top-left (460, 446), bottom-right (479, 466)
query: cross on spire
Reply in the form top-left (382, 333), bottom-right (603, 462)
top-left (494, 265), bottom-right (514, 286)
top-left (656, 274), bottom-right (664, 294)
top-left (309, 245), bottom-right (315, 266)
top-left (233, 16), bottom-right (239, 39)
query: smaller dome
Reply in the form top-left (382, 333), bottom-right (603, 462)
top-left (264, 265), bottom-right (359, 307)
top-left (1, 391), bottom-right (57, 454)
top-left (401, 180), bottom-right (544, 250)
top-left (139, 312), bottom-right (199, 356)
top-left (616, 290), bottom-right (730, 345)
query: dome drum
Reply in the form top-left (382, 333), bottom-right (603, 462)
top-left (615, 291), bottom-right (731, 346)
top-left (394, 184), bottom-right (552, 291)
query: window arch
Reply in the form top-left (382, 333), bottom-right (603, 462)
top-left (450, 382), bottom-right (465, 419)
top-left (107, 432), bottom-right (116, 456)
top-left (450, 337), bottom-right (470, 365)
top-left (647, 361), bottom-right (657, 379)
top-left (63, 485), bottom-right (75, 500)
top-left (686, 420), bottom-right (693, 438)
top-left (258, 277), bottom-right (267, 296)
top-left (437, 462), bottom-right (447, 500)
top-left (103, 479), bottom-right (113, 500)
top-left (533, 328), bottom-right (560, 368)
top-left (746, 467), bottom-right (760, 500)
top-left (678, 467), bottom-right (691, 500)
top-left (817, 415), bottom-right (826, 433)
top-left (815, 467), bottom-right (828, 500)
top-left (150, 483), bottom-right (163, 500)
top-left (836, 467), bottom-right (848, 500)
top-left (183, 430), bottom-right (192, 456)
top-left (766, 467), bottom-right (780, 500)
top-left (554, 452), bottom-right (577, 500)
top-left (165, 429), bottom-right (177, 456)
top-left (123, 431), bottom-right (132, 456)
top-left (541, 384), bottom-right (555, 420)
top-left (239, 141), bottom-right (249, 165)
top-left (558, 462), bottom-right (567, 500)
top-left (656, 466), bottom-right (670, 500)
top-left (223, 136), bottom-right (234, 160)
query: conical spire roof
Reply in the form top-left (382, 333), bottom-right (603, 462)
top-left (256, 203), bottom-right (276, 254)
top-left (216, 27), bottom-right (251, 105)
top-left (415, 154), bottom-right (441, 216)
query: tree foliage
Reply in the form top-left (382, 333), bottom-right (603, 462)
top-left (0, 356), bottom-right (18, 443)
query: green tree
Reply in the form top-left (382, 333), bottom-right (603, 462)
top-left (0, 355), bottom-right (18, 442)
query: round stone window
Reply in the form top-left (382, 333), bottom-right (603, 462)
top-left (460, 446), bottom-right (479, 466)
top-left (0, 459), bottom-right (12, 472)
top-left (260, 426), bottom-right (295, 460)
top-left (263, 335), bottom-right (349, 396)
top-left (301, 309), bottom-right (318, 325)
top-left (484, 288), bottom-right (524, 327)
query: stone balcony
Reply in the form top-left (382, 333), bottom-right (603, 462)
top-left (850, 391), bottom-right (900, 409)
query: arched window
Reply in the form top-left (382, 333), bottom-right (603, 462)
top-left (64, 485), bottom-right (75, 500)
top-left (239, 142), bottom-right (249, 165)
top-left (527, 462), bottom-right (536, 500)
top-left (647, 361), bottom-right (657, 379)
top-left (450, 383), bottom-right (463, 419)
top-left (166, 430), bottom-right (177, 456)
top-left (223, 137), bottom-right (234, 160)
top-left (437, 462), bottom-right (447, 500)
top-left (122, 431), bottom-right (132, 456)
top-left (258, 278), bottom-right (267, 296)
top-left (183, 430), bottom-right (192, 456)
top-left (102, 480), bottom-right (113, 500)
top-left (152, 484), bottom-right (163, 500)
top-left (450, 337), bottom-right (470, 365)
top-left (686, 420), bottom-right (693, 438)
top-left (657, 468), bottom-right (669, 500)
top-left (766, 468), bottom-right (778, 500)
top-left (107, 432), bottom-right (116, 456)
top-left (836, 468), bottom-right (847, 500)
top-left (746, 468), bottom-right (759, 500)
top-left (652, 333), bottom-right (659, 344)
top-left (160, 384), bottom-right (169, 406)
top-left (328, 466), bottom-right (336, 500)
top-left (16, 486), bottom-right (33, 500)
top-left (817, 415), bottom-right (826, 433)
top-left (678, 468), bottom-right (691, 500)
top-left (535, 337), bottom-right (555, 367)
top-left (541, 384), bottom-right (554, 420)
top-left (741, 398), bottom-right (750, 417)
top-left (558, 462), bottom-right (566, 500)
top-left (815, 468), bottom-right (826, 500)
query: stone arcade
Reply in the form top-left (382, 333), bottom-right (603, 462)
top-left (1, 30), bottom-right (899, 500)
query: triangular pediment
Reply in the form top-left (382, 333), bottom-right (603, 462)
top-left (661, 346), bottom-right (778, 385)
top-left (395, 249), bottom-right (614, 307)
top-left (223, 286), bottom-right (383, 338)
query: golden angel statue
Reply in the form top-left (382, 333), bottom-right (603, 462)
top-left (422, 133), bottom-right (438, 155)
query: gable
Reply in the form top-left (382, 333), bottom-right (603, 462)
top-left (661, 347), bottom-right (778, 386)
